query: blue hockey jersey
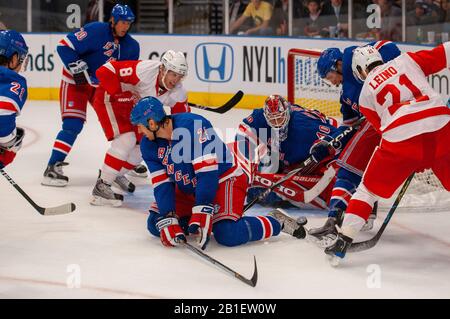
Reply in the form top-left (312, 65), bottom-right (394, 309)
top-left (141, 113), bottom-right (240, 216)
top-left (0, 66), bottom-right (27, 141)
top-left (238, 106), bottom-right (339, 171)
top-left (58, 22), bottom-right (140, 83)
top-left (340, 40), bottom-right (401, 125)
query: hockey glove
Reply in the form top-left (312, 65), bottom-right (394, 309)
top-left (188, 204), bottom-right (215, 250)
top-left (156, 213), bottom-right (186, 247)
top-left (68, 59), bottom-right (90, 85)
top-left (309, 138), bottom-right (336, 164)
top-left (0, 127), bottom-right (25, 168)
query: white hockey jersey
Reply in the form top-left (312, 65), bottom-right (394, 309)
top-left (359, 43), bottom-right (450, 142)
top-left (97, 59), bottom-right (188, 112)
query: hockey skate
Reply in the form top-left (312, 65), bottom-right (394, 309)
top-left (91, 177), bottom-right (124, 207)
top-left (113, 175), bottom-right (136, 193)
top-left (127, 164), bottom-right (148, 178)
top-left (325, 232), bottom-right (353, 267)
top-left (41, 161), bottom-right (69, 187)
top-left (268, 209), bottom-right (307, 239)
top-left (308, 209), bottom-right (344, 248)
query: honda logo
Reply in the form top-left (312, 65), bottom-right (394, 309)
top-left (195, 43), bottom-right (234, 83)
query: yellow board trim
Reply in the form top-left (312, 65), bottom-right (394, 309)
top-left (28, 88), bottom-right (60, 100)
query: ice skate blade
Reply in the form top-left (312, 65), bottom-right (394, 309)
top-left (41, 177), bottom-right (68, 187)
top-left (90, 196), bottom-right (123, 207)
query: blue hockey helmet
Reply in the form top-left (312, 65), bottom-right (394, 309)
top-left (111, 4), bottom-right (135, 24)
top-left (317, 48), bottom-right (343, 79)
top-left (131, 97), bottom-right (167, 128)
top-left (0, 30), bottom-right (29, 64)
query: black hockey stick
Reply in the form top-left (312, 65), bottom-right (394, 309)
top-left (188, 90), bottom-right (244, 114)
top-left (243, 117), bottom-right (365, 212)
top-left (0, 169), bottom-right (76, 216)
top-left (348, 173), bottom-right (415, 253)
top-left (183, 242), bottom-right (258, 287)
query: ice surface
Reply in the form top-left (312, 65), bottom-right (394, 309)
top-left (0, 101), bottom-right (449, 298)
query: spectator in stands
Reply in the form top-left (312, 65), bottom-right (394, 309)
top-left (423, 0), bottom-right (446, 21)
top-left (271, 0), bottom-right (289, 35)
top-left (321, 0), bottom-right (349, 38)
top-left (85, 0), bottom-right (117, 24)
top-left (407, 1), bottom-right (438, 25)
top-left (303, 0), bottom-right (328, 37)
top-left (230, 0), bottom-right (274, 35)
top-left (230, 0), bottom-right (248, 27)
top-left (368, 0), bottom-right (402, 41)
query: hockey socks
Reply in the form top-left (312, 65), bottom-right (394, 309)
top-left (147, 213), bottom-right (281, 247)
top-left (48, 118), bottom-right (83, 165)
top-left (328, 169), bottom-right (361, 217)
top-left (212, 216), bottom-right (281, 247)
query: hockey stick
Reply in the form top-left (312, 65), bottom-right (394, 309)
top-left (0, 169), bottom-right (76, 216)
top-left (183, 242), bottom-right (258, 287)
top-left (188, 90), bottom-right (244, 114)
top-left (348, 173), bottom-right (415, 253)
top-left (243, 118), bottom-right (364, 212)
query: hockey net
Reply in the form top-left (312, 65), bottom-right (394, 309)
top-left (287, 48), bottom-right (450, 212)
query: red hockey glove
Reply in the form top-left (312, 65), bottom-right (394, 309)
top-left (188, 204), bottom-right (215, 250)
top-left (155, 213), bottom-right (186, 247)
top-left (0, 149), bottom-right (16, 169)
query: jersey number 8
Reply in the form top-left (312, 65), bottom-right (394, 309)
top-left (119, 67), bottom-right (133, 77)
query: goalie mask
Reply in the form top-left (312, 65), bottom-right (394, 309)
top-left (352, 45), bottom-right (383, 83)
top-left (263, 94), bottom-right (291, 142)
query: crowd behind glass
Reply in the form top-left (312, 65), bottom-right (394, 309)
top-left (0, 0), bottom-right (448, 44)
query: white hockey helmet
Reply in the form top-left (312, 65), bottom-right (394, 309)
top-left (351, 45), bottom-right (383, 83)
top-left (161, 50), bottom-right (188, 77)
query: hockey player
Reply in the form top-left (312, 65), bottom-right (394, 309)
top-left (235, 94), bottom-right (341, 209)
top-left (42, 4), bottom-right (141, 187)
top-left (308, 41), bottom-right (401, 245)
top-left (131, 96), bottom-right (307, 249)
top-left (90, 50), bottom-right (190, 206)
top-left (0, 30), bottom-right (28, 170)
top-left (326, 44), bottom-right (450, 263)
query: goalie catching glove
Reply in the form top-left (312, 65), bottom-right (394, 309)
top-left (188, 204), bottom-right (215, 250)
top-left (156, 213), bottom-right (186, 247)
top-left (0, 127), bottom-right (25, 169)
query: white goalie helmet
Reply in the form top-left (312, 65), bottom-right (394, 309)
top-left (161, 50), bottom-right (188, 76)
top-left (351, 45), bottom-right (383, 83)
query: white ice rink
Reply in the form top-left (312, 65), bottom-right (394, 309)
top-left (0, 101), bottom-right (449, 299)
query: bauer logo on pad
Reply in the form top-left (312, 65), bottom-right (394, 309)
top-left (195, 43), bottom-right (234, 83)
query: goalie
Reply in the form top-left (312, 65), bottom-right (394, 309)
top-left (234, 94), bottom-right (349, 210)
